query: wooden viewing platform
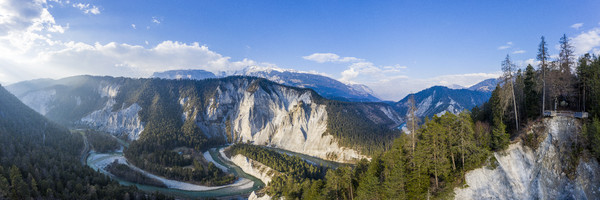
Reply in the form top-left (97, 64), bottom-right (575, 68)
top-left (543, 110), bottom-right (588, 119)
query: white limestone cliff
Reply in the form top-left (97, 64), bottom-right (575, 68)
top-left (454, 116), bottom-right (600, 199)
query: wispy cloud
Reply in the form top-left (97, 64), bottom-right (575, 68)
top-left (498, 41), bottom-right (513, 50)
top-left (303, 53), bottom-right (362, 63)
top-left (571, 23), bottom-right (584, 30)
top-left (131, 24), bottom-right (136, 29)
top-left (512, 50), bottom-right (526, 54)
top-left (72, 3), bottom-right (100, 15)
top-left (303, 53), bottom-right (408, 85)
top-left (152, 17), bottom-right (161, 24)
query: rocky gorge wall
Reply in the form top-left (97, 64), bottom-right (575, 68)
top-left (454, 116), bottom-right (600, 199)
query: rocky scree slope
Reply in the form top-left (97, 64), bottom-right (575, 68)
top-left (454, 116), bottom-right (600, 199)
top-left (8, 76), bottom-right (402, 162)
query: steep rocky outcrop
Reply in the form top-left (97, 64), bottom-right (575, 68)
top-left (249, 191), bottom-right (272, 200)
top-left (230, 154), bottom-right (278, 185)
top-left (454, 116), bottom-right (600, 199)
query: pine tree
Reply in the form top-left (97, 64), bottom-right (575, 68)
top-left (356, 155), bottom-right (383, 200)
top-left (537, 36), bottom-right (549, 113)
top-left (382, 137), bottom-right (406, 199)
top-left (340, 166), bottom-right (355, 200)
top-left (491, 120), bottom-right (509, 151)
top-left (9, 165), bottom-right (30, 200)
top-left (457, 112), bottom-right (476, 172)
top-left (524, 64), bottom-right (540, 120)
top-left (559, 34), bottom-right (574, 74)
top-left (0, 174), bottom-right (9, 198)
top-left (28, 173), bottom-right (39, 197)
top-left (419, 117), bottom-right (450, 189)
top-left (501, 54), bottom-right (519, 131)
top-left (406, 94), bottom-right (420, 156)
top-left (490, 85), bottom-right (510, 150)
top-left (302, 180), bottom-right (325, 200)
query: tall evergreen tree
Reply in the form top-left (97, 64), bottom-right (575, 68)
top-left (490, 85), bottom-right (510, 150)
top-left (382, 137), bottom-right (406, 200)
top-left (457, 112), bottom-right (476, 172)
top-left (9, 165), bottom-right (29, 200)
top-left (537, 36), bottom-right (549, 113)
top-left (0, 173), bottom-right (8, 198)
top-left (559, 34), bottom-right (575, 74)
top-left (406, 94), bottom-right (420, 158)
top-left (576, 54), bottom-right (592, 112)
top-left (524, 64), bottom-right (540, 120)
top-left (501, 54), bottom-right (519, 131)
top-left (419, 117), bottom-right (450, 189)
top-left (302, 180), bottom-right (325, 200)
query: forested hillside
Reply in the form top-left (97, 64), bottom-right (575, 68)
top-left (260, 112), bottom-right (491, 199)
top-left (0, 85), bottom-right (169, 199)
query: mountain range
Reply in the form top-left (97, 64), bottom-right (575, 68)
top-left (151, 67), bottom-right (381, 102)
top-left (394, 86), bottom-right (492, 118)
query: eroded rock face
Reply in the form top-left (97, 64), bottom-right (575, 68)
top-left (81, 99), bottom-right (144, 140)
top-left (230, 154), bottom-right (277, 185)
top-left (79, 83), bottom-right (145, 140)
top-left (19, 89), bottom-right (56, 115)
top-left (249, 191), bottom-right (272, 200)
top-left (180, 79), bottom-right (372, 162)
top-left (454, 116), bottom-right (600, 200)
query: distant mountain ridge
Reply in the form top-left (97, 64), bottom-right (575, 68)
top-left (394, 85), bottom-right (491, 118)
top-left (151, 67), bottom-right (381, 102)
top-left (468, 78), bottom-right (499, 93)
top-left (152, 69), bottom-right (217, 80)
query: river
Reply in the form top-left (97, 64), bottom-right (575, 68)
top-left (86, 147), bottom-right (264, 199)
top-left (86, 142), bottom-right (348, 198)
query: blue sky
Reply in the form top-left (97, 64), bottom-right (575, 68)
top-left (1, 0), bottom-right (600, 100)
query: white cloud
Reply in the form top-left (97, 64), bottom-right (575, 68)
top-left (512, 50), bottom-right (526, 54)
top-left (571, 23), bottom-right (583, 30)
top-left (572, 28), bottom-right (600, 55)
top-left (303, 53), bottom-right (362, 63)
top-left (131, 24), bottom-right (136, 29)
top-left (524, 58), bottom-right (538, 67)
top-left (152, 17), bottom-right (161, 24)
top-left (1, 40), bottom-right (264, 84)
top-left (0, 0), bottom-right (266, 84)
top-left (498, 41), bottom-right (513, 50)
top-left (0, 0), bottom-right (66, 36)
top-left (72, 3), bottom-right (100, 15)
